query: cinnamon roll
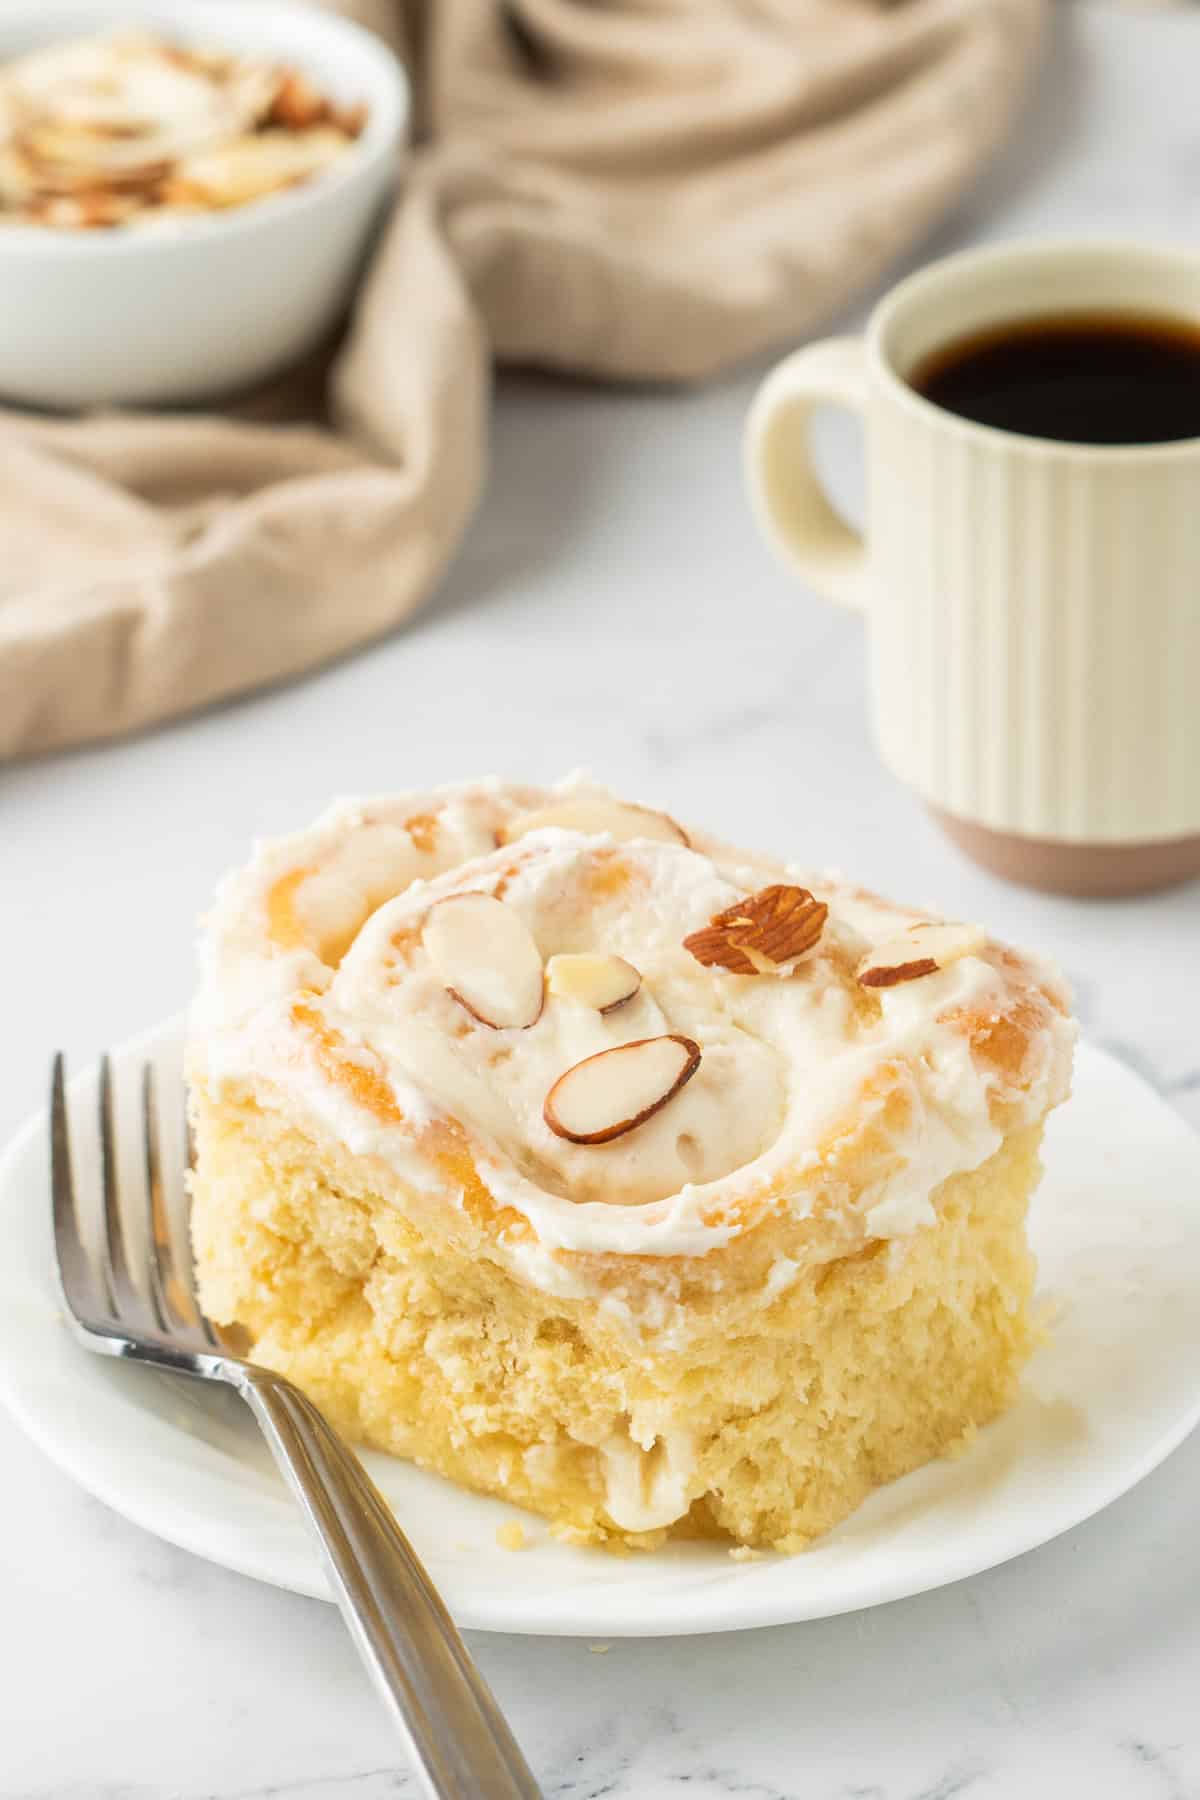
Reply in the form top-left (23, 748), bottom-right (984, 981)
top-left (188, 778), bottom-right (1074, 1551)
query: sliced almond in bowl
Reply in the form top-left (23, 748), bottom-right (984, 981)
top-left (546, 953), bottom-right (642, 1013)
top-left (422, 893), bottom-right (544, 1029)
top-left (266, 69), bottom-right (331, 131)
top-left (544, 1036), bottom-right (701, 1145)
top-left (175, 128), bottom-right (350, 208)
top-left (857, 921), bottom-right (986, 989)
top-left (499, 798), bottom-right (689, 849)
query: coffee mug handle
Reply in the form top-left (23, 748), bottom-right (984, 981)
top-left (744, 338), bottom-right (869, 612)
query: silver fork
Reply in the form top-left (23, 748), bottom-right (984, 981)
top-left (50, 1053), bottom-right (543, 1800)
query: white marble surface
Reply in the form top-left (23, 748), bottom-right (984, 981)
top-left (4, 6), bottom-right (1200, 1795)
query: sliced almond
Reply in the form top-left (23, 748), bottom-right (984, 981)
top-left (857, 921), bottom-right (986, 990)
top-left (546, 953), bottom-right (642, 1013)
top-left (175, 128), bottom-right (349, 207)
top-left (683, 884), bottom-right (827, 976)
top-left (266, 68), bottom-right (331, 131)
top-left (499, 798), bottom-right (689, 849)
top-left (544, 1036), bottom-right (701, 1145)
top-left (422, 893), bottom-right (544, 1029)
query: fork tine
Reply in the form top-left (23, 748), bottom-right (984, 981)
top-left (96, 1055), bottom-right (120, 1315)
top-left (139, 1064), bottom-right (171, 1335)
top-left (184, 1094), bottom-right (196, 1188)
top-left (143, 1063), bottom-right (218, 1348)
top-left (97, 1054), bottom-right (152, 1331)
top-left (50, 1054), bottom-right (105, 1325)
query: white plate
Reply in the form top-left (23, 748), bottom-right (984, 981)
top-left (1, 1020), bottom-right (1199, 1637)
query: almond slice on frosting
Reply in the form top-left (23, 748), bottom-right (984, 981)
top-left (857, 921), bottom-right (986, 990)
top-left (683, 884), bottom-right (827, 976)
top-left (422, 893), bottom-right (544, 1029)
top-left (546, 953), bottom-right (642, 1013)
top-left (499, 798), bottom-right (689, 848)
top-left (544, 1035), bottom-right (701, 1144)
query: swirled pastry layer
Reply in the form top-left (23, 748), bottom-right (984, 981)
top-left (191, 777), bottom-right (1074, 1314)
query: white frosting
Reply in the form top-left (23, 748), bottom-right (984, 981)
top-left (191, 779), bottom-right (1076, 1302)
top-left (333, 836), bottom-right (785, 1209)
top-left (598, 1429), bottom-right (697, 1533)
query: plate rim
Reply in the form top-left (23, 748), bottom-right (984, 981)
top-left (2, 1020), bottom-right (1199, 1637)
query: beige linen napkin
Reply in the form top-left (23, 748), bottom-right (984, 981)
top-left (0, 0), bottom-right (1043, 759)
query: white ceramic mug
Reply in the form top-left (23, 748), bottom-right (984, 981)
top-left (745, 240), bottom-right (1200, 896)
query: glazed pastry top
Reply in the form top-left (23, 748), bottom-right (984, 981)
top-left (192, 777), bottom-right (1075, 1289)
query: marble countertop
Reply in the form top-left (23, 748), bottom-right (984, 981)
top-left (4, 6), bottom-right (1199, 1796)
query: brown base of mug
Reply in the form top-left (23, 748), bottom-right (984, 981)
top-left (931, 810), bottom-right (1200, 898)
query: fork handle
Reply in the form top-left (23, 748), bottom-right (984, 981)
top-left (236, 1368), bottom-right (543, 1800)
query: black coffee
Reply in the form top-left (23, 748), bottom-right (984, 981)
top-left (911, 310), bottom-right (1200, 445)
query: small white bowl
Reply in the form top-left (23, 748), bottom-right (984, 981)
top-left (0, 0), bottom-right (408, 409)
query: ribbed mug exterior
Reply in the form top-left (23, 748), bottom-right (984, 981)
top-left (869, 388), bottom-right (1200, 844)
